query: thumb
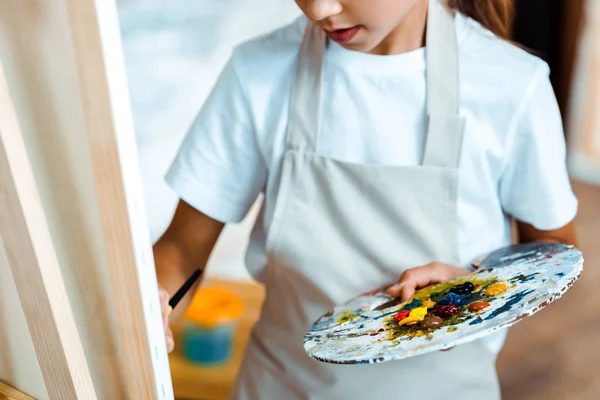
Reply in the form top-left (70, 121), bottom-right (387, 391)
top-left (166, 327), bottom-right (175, 353)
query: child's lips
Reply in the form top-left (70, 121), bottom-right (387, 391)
top-left (325, 26), bottom-right (361, 43)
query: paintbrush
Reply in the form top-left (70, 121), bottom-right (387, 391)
top-left (169, 269), bottom-right (202, 309)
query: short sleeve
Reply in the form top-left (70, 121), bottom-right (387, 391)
top-left (165, 55), bottom-right (267, 223)
top-left (499, 65), bottom-right (578, 230)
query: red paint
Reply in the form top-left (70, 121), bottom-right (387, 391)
top-left (325, 26), bottom-right (361, 43)
top-left (393, 310), bottom-right (410, 323)
top-left (435, 304), bottom-right (460, 318)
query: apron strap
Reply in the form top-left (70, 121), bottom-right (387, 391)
top-left (422, 0), bottom-right (465, 168)
top-left (287, 0), bottom-right (465, 168)
top-left (286, 23), bottom-right (326, 153)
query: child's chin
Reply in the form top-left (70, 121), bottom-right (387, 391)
top-left (337, 39), bottom-right (372, 54)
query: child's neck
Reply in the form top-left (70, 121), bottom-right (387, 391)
top-left (368, 1), bottom-right (428, 56)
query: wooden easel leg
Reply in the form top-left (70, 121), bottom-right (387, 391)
top-left (0, 61), bottom-right (97, 400)
top-left (0, 381), bottom-right (36, 400)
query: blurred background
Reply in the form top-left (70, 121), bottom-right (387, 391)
top-left (117, 0), bottom-right (600, 399)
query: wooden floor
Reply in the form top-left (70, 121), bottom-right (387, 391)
top-left (497, 181), bottom-right (600, 399)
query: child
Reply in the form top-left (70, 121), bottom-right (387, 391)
top-left (154, 0), bottom-right (578, 398)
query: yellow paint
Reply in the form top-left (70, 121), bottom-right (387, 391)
top-left (398, 306), bottom-right (428, 326)
top-left (185, 287), bottom-right (243, 328)
top-left (422, 298), bottom-right (436, 309)
top-left (485, 283), bottom-right (507, 297)
top-left (447, 327), bottom-right (458, 332)
top-left (415, 330), bottom-right (425, 337)
top-left (337, 310), bottom-right (359, 324)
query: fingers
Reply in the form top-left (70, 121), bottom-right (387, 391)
top-left (387, 263), bottom-right (444, 301)
top-left (159, 287), bottom-right (172, 330)
top-left (387, 262), bottom-right (471, 302)
top-left (159, 286), bottom-right (175, 353)
top-left (166, 327), bottom-right (175, 353)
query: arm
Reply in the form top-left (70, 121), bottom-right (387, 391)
top-left (154, 200), bottom-right (225, 321)
top-left (515, 219), bottom-right (578, 247)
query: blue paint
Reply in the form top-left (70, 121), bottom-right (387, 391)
top-left (485, 289), bottom-right (534, 321)
top-left (555, 272), bottom-right (565, 278)
top-left (402, 298), bottom-right (422, 310)
top-left (375, 310), bottom-right (398, 320)
top-left (358, 324), bottom-right (364, 329)
top-left (438, 292), bottom-right (471, 306)
top-left (509, 273), bottom-right (539, 283)
top-left (469, 317), bottom-right (484, 325)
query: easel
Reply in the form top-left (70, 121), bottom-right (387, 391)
top-left (0, 0), bottom-right (173, 398)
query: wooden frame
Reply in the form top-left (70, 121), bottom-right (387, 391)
top-left (0, 0), bottom-right (173, 398)
top-left (0, 381), bottom-right (36, 400)
top-left (0, 58), bottom-right (96, 400)
top-left (63, 0), bottom-right (173, 398)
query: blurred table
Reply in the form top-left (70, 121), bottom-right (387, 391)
top-left (169, 278), bottom-right (265, 400)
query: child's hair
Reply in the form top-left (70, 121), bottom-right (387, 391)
top-left (446, 0), bottom-right (514, 40)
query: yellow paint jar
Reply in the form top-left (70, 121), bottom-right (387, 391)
top-left (182, 287), bottom-right (243, 365)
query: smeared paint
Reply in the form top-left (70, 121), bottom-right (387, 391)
top-left (509, 273), bottom-right (539, 283)
top-left (410, 275), bottom-right (499, 304)
top-left (304, 242), bottom-right (583, 365)
top-left (337, 310), bottom-right (360, 324)
top-left (485, 283), bottom-right (507, 297)
top-left (374, 309), bottom-right (399, 320)
top-left (402, 298), bottom-right (422, 310)
top-left (485, 289), bottom-right (534, 321)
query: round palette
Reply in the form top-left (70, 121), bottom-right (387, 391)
top-left (303, 242), bottom-right (583, 365)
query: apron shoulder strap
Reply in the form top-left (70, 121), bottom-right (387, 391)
top-left (287, 0), bottom-right (465, 168)
top-left (422, 0), bottom-right (465, 169)
top-left (286, 21), bottom-right (326, 153)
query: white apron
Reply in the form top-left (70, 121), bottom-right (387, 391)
top-left (231, 1), bottom-right (501, 398)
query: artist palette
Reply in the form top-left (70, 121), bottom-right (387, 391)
top-left (303, 242), bottom-right (583, 364)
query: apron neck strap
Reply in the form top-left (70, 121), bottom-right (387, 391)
top-left (422, 0), bottom-right (465, 168)
top-left (286, 23), bottom-right (326, 153)
top-left (287, 0), bottom-right (464, 169)
top-left (426, 0), bottom-right (459, 115)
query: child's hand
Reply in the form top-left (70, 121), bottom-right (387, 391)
top-left (158, 285), bottom-right (175, 353)
top-left (387, 262), bottom-right (472, 302)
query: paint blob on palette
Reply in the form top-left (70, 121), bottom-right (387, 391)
top-left (304, 242), bottom-right (583, 364)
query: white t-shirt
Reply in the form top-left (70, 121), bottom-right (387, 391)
top-left (165, 14), bottom-right (578, 351)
